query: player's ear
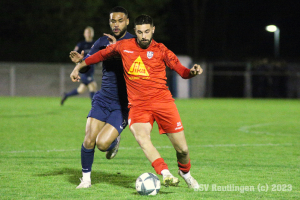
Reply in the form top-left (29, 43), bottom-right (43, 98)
top-left (152, 26), bottom-right (155, 33)
top-left (126, 18), bottom-right (129, 26)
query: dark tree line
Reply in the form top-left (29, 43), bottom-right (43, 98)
top-left (0, 0), bottom-right (173, 62)
top-left (1, 0), bottom-right (299, 62)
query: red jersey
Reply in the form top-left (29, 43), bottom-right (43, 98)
top-left (85, 38), bottom-right (193, 106)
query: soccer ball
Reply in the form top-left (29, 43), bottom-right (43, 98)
top-left (135, 173), bottom-right (161, 196)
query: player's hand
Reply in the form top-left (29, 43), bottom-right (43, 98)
top-left (69, 50), bottom-right (84, 63)
top-left (104, 33), bottom-right (117, 44)
top-left (70, 68), bottom-right (81, 82)
top-left (190, 64), bottom-right (203, 76)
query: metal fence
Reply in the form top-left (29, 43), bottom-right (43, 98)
top-left (0, 61), bottom-right (299, 98)
top-left (0, 62), bottom-right (103, 97)
top-left (206, 61), bottom-right (300, 98)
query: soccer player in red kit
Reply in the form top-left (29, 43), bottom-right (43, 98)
top-left (70, 14), bottom-right (202, 189)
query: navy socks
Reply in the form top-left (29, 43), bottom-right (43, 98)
top-left (66, 89), bottom-right (79, 97)
top-left (106, 138), bottom-right (117, 151)
top-left (81, 144), bottom-right (95, 173)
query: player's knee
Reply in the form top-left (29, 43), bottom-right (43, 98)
top-left (77, 84), bottom-right (87, 93)
top-left (96, 145), bottom-right (107, 152)
top-left (83, 138), bottom-right (96, 149)
top-left (88, 82), bottom-right (97, 91)
top-left (176, 147), bottom-right (189, 157)
top-left (96, 140), bottom-right (109, 152)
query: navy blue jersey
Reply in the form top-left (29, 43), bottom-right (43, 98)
top-left (75, 41), bottom-right (94, 56)
top-left (75, 41), bottom-right (95, 76)
top-left (85, 32), bottom-right (135, 107)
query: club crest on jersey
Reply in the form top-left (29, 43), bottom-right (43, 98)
top-left (147, 51), bottom-right (154, 59)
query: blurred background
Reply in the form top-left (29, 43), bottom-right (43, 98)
top-left (1, 0), bottom-right (300, 98)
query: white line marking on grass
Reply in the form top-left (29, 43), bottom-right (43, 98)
top-left (0, 143), bottom-right (297, 154)
top-left (190, 143), bottom-right (295, 148)
top-left (0, 149), bottom-right (79, 154)
top-left (238, 123), bottom-right (293, 136)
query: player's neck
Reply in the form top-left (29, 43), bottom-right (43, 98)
top-left (85, 38), bottom-right (93, 42)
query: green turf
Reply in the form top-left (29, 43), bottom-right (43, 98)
top-left (0, 97), bottom-right (299, 199)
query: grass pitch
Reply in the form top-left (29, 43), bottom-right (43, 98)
top-left (0, 97), bottom-right (299, 199)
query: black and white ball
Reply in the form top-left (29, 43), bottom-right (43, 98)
top-left (135, 173), bottom-right (161, 196)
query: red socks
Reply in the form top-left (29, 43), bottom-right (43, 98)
top-left (152, 158), bottom-right (191, 175)
top-left (151, 158), bottom-right (168, 175)
top-left (178, 160), bottom-right (191, 173)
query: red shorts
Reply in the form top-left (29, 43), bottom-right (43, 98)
top-left (128, 101), bottom-right (184, 134)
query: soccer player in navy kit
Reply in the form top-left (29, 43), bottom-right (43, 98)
top-left (69, 7), bottom-right (135, 189)
top-left (61, 26), bottom-right (97, 105)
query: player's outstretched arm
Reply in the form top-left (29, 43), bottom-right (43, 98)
top-left (189, 64), bottom-right (203, 77)
top-left (70, 60), bottom-right (88, 82)
top-left (69, 50), bottom-right (84, 63)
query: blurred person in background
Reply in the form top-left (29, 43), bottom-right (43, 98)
top-left (61, 26), bottom-right (97, 105)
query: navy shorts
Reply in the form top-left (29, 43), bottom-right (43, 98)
top-left (87, 98), bottom-right (128, 134)
top-left (80, 65), bottom-right (95, 85)
top-left (80, 73), bottom-right (94, 85)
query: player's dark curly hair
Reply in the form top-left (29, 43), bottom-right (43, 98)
top-left (134, 15), bottom-right (153, 26)
top-left (109, 6), bottom-right (128, 17)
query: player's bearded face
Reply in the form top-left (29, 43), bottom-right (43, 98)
top-left (135, 24), bottom-right (155, 49)
top-left (109, 12), bottom-right (129, 39)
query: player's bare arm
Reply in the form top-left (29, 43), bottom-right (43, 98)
top-left (69, 50), bottom-right (85, 63)
top-left (70, 60), bottom-right (88, 82)
top-left (190, 64), bottom-right (203, 76)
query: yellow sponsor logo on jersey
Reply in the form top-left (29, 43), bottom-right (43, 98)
top-left (128, 56), bottom-right (149, 76)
